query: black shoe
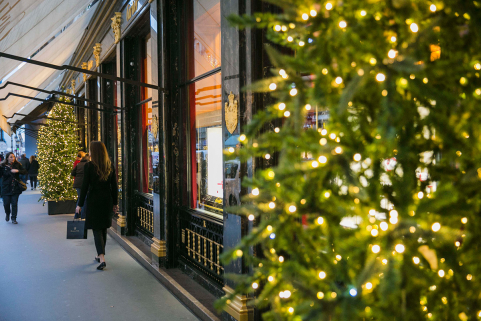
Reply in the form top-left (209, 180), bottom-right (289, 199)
top-left (12, 220), bottom-right (17, 224)
top-left (97, 262), bottom-right (106, 270)
top-left (95, 257), bottom-right (100, 263)
top-left (5, 214), bottom-right (9, 222)
top-left (31, 188), bottom-right (33, 190)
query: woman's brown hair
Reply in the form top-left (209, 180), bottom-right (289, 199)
top-left (29, 155), bottom-right (36, 163)
top-left (89, 141), bottom-right (111, 181)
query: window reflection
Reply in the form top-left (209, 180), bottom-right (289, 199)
top-left (193, 0), bottom-right (221, 78)
top-left (190, 72), bottom-right (223, 214)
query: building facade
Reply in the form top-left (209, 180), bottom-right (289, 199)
top-left (62, 1), bottom-right (276, 319)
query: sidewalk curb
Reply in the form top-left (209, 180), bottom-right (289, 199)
top-left (108, 228), bottom-right (221, 321)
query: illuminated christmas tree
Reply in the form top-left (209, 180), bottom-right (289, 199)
top-left (38, 97), bottom-right (78, 202)
top-left (221, 1), bottom-right (481, 320)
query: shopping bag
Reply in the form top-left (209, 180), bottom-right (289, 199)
top-left (67, 219), bottom-right (87, 239)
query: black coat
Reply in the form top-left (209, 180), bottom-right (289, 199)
top-left (78, 162), bottom-right (118, 230)
top-left (18, 157), bottom-right (29, 171)
top-left (71, 158), bottom-right (88, 189)
top-left (0, 162), bottom-right (28, 196)
top-left (28, 160), bottom-right (39, 176)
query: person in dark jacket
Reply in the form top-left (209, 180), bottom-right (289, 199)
top-left (0, 152), bottom-right (27, 224)
top-left (18, 154), bottom-right (30, 184)
top-left (71, 154), bottom-right (90, 219)
top-left (28, 155), bottom-right (39, 190)
top-left (76, 142), bottom-right (118, 270)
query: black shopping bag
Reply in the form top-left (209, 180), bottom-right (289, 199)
top-left (67, 219), bottom-right (87, 239)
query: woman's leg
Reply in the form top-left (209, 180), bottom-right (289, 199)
top-left (93, 229), bottom-right (106, 259)
top-left (34, 176), bottom-right (37, 188)
top-left (102, 229), bottom-right (107, 254)
top-left (3, 195), bottom-right (11, 220)
top-left (10, 194), bottom-right (19, 221)
top-left (30, 177), bottom-right (33, 188)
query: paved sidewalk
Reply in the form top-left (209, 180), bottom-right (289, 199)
top-left (0, 190), bottom-right (199, 321)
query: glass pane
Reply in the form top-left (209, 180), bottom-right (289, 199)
top-left (192, 0), bottom-right (221, 78)
top-left (140, 36), bottom-right (153, 194)
top-left (190, 72), bottom-right (223, 214)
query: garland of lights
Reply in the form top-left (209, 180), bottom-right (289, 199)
top-left (38, 97), bottom-right (78, 203)
top-left (219, 1), bottom-right (481, 320)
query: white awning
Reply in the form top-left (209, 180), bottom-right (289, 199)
top-left (0, 0), bottom-right (99, 135)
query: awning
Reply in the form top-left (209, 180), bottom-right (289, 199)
top-left (0, 0), bottom-right (99, 135)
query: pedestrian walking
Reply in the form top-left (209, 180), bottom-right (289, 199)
top-left (71, 153), bottom-right (89, 219)
top-left (18, 154), bottom-right (30, 184)
top-left (73, 151), bottom-right (85, 168)
top-left (0, 152), bottom-right (27, 224)
top-left (28, 155), bottom-right (39, 190)
top-left (76, 142), bottom-right (118, 270)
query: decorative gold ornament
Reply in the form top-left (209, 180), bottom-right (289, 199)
top-left (81, 62), bottom-right (88, 82)
top-left (71, 79), bottom-right (76, 93)
top-left (111, 12), bottom-right (122, 44)
top-left (151, 114), bottom-right (158, 139)
top-left (225, 91), bottom-right (238, 134)
top-left (93, 43), bottom-right (102, 68)
top-left (88, 60), bottom-right (93, 70)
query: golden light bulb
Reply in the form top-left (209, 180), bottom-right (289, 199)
top-left (302, 13), bottom-right (309, 21)
top-left (430, 4), bottom-right (436, 12)
top-left (360, 10), bottom-right (366, 16)
top-left (317, 217), bottom-right (324, 225)
top-left (438, 270), bottom-right (445, 277)
top-left (388, 49), bottom-right (397, 59)
top-left (376, 73), bottom-right (386, 82)
top-left (339, 21), bottom-right (347, 28)
top-left (289, 88), bottom-right (298, 96)
top-left (410, 23), bottom-right (419, 33)
top-left (431, 222), bottom-right (441, 232)
top-left (252, 188), bottom-right (259, 196)
top-left (380, 222), bottom-right (388, 231)
top-left (310, 9), bottom-right (317, 17)
top-left (371, 229), bottom-right (379, 237)
top-left (335, 77), bottom-right (343, 84)
top-left (372, 245), bottom-right (381, 253)
top-left (365, 282), bottom-right (373, 290)
top-left (395, 244), bottom-right (405, 253)
top-left (278, 103), bottom-right (286, 110)
top-left (325, 2), bottom-right (333, 10)
top-left (319, 271), bottom-right (326, 279)
top-left (269, 83), bottom-right (277, 90)
top-left (318, 155), bottom-right (327, 163)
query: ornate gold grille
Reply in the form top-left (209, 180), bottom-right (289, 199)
top-left (137, 206), bottom-right (153, 234)
top-left (183, 228), bottom-right (224, 275)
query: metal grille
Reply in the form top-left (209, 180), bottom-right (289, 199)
top-left (135, 192), bottom-right (153, 237)
top-left (180, 209), bottom-right (224, 285)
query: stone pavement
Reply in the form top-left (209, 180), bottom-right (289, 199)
top-left (0, 190), bottom-right (199, 321)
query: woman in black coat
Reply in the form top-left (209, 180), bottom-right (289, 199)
top-left (28, 155), bottom-right (39, 190)
top-left (0, 152), bottom-right (27, 224)
top-left (76, 141), bottom-right (118, 270)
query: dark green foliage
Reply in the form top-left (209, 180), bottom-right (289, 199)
top-left (219, 1), bottom-right (481, 320)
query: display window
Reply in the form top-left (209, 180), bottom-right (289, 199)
top-left (187, 0), bottom-right (222, 215)
top-left (192, 0), bottom-right (221, 77)
top-left (140, 35), bottom-right (154, 194)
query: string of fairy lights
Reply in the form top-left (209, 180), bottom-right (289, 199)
top-left (223, 1), bottom-right (481, 319)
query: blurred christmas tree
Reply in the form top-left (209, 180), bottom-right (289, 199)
top-left (38, 97), bottom-right (78, 202)
top-left (221, 1), bottom-right (481, 320)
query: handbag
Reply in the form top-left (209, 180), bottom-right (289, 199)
top-left (13, 178), bottom-right (27, 193)
top-left (67, 218), bottom-right (87, 239)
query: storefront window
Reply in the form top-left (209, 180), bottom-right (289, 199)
top-left (192, 0), bottom-right (221, 78)
top-left (190, 72), bottom-right (222, 214)
top-left (140, 35), bottom-right (154, 194)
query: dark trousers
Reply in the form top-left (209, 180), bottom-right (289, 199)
top-left (93, 229), bottom-right (107, 256)
top-left (20, 174), bottom-right (28, 184)
top-left (3, 194), bottom-right (19, 219)
top-left (30, 176), bottom-right (37, 188)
